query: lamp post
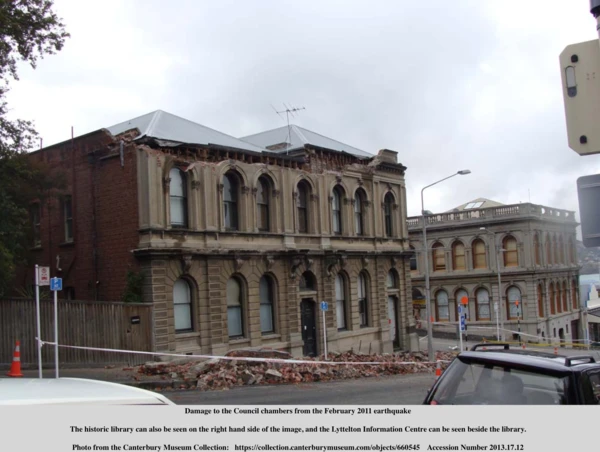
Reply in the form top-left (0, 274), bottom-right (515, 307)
top-left (480, 227), bottom-right (505, 341)
top-left (422, 169), bottom-right (471, 362)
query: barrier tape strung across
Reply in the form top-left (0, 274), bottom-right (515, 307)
top-left (36, 339), bottom-right (453, 366)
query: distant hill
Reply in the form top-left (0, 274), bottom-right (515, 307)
top-left (577, 240), bottom-right (600, 275)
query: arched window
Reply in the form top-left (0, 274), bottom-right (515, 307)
top-left (432, 243), bottom-right (445, 271)
top-left (169, 168), bottom-right (187, 227)
top-left (572, 279), bottom-right (578, 309)
top-left (549, 283), bottom-right (556, 315)
top-left (409, 246), bottom-right (417, 272)
top-left (558, 236), bottom-right (564, 264)
top-left (533, 233), bottom-right (541, 265)
top-left (452, 241), bottom-right (466, 271)
top-left (552, 236), bottom-right (558, 266)
top-left (354, 189), bottom-right (366, 236)
top-left (435, 290), bottom-right (449, 322)
top-left (455, 288), bottom-right (469, 321)
top-left (472, 239), bottom-right (486, 269)
top-left (335, 274), bottom-right (347, 330)
top-left (556, 282), bottom-right (562, 313)
top-left (332, 186), bottom-right (343, 235)
top-left (173, 279), bottom-right (192, 332)
top-left (297, 181), bottom-right (310, 233)
top-left (507, 286), bottom-right (521, 320)
top-left (227, 277), bottom-right (244, 338)
top-left (257, 177), bottom-right (270, 232)
top-left (386, 269), bottom-right (398, 289)
top-left (562, 282), bottom-right (568, 312)
top-left (537, 284), bottom-right (544, 318)
top-left (545, 235), bottom-right (552, 265)
top-left (358, 272), bottom-right (369, 327)
top-left (384, 192), bottom-right (394, 237)
top-left (503, 235), bottom-right (518, 267)
top-left (223, 172), bottom-right (239, 231)
top-left (476, 288), bottom-right (490, 321)
top-left (259, 276), bottom-right (275, 334)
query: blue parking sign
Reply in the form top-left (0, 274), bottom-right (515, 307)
top-left (320, 301), bottom-right (328, 311)
top-left (50, 277), bottom-right (62, 291)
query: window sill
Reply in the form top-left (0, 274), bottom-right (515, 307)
top-left (59, 241), bottom-right (75, 248)
top-left (175, 331), bottom-right (200, 338)
top-left (261, 333), bottom-right (281, 339)
top-left (229, 337), bottom-right (250, 345)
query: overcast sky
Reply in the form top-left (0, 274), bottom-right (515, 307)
top-left (7, 0), bottom-right (600, 221)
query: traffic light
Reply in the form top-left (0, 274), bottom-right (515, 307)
top-left (577, 173), bottom-right (600, 248)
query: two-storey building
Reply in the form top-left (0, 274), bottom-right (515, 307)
top-left (22, 110), bottom-right (418, 358)
top-left (408, 198), bottom-right (582, 344)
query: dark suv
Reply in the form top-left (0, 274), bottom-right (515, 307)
top-left (423, 343), bottom-right (600, 405)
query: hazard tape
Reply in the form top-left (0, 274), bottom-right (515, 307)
top-left (37, 340), bottom-right (453, 366)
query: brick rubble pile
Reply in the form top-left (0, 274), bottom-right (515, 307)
top-left (135, 349), bottom-right (456, 391)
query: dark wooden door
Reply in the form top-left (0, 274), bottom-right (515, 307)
top-left (300, 299), bottom-right (317, 357)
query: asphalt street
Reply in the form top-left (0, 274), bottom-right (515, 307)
top-left (164, 373), bottom-right (436, 405)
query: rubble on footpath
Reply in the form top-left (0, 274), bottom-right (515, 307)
top-left (134, 349), bottom-right (457, 392)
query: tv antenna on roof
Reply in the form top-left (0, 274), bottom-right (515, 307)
top-left (271, 104), bottom-right (306, 154)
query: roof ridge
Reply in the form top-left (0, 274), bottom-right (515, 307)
top-left (291, 124), bottom-right (309, 145)
top-left (295, 125), bottom-right (364, 153)
top-left (144, 110), bottom-right (163, 137)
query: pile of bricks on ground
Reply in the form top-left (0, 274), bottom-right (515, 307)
top-left (134, 348), bottom-right (456, 391)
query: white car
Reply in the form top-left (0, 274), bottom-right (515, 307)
top-left (0, 378), bottom-right (174, 405)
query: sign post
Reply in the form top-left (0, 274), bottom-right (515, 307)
top-left (320, 301), bottom-right (328, 361)
top-left (50, 277), bottom-right (62, 378)
top-left (458, 306), bottom-right (464, 352)
top-left (36, 266), bottom-right (50, 379)
top-left (494, 302), bottom-right (499, 341)
top-left (516, 300), bottom-right (521, 346)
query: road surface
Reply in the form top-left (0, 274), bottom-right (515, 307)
top-left (164, 373), bottom-right (435, 405)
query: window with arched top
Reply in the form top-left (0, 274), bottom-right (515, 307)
top-left (332, 186), bottom-right (343, 235)
top-left (549, 283), bottom-right (556, 315)
top-left (173, 279), bottom-right (193, 332)
top-left (472, 239), bottom-right (486, 269)
top-left (503, 236), bottom-right (518, 267)
top-left (507, 286), bottom-right (521, 320)
top-left (384, 192), bottom-right (394, 237)
top-left (259, 275), bottom-right (275, 334)
top-left (537, 284), bottom-right (544, 318)
top-left (533, 233), bottom-right (541, 265)
top-left (227, 277), bottom-right (244, 338)
top-left (223, 172), bottom-right (239, 231)
top-left (476, 288), bottom-right (490, 321)
top-left (169, 168), bottom-right (188, 227)
top-left (572, 279), bottom-right (578, 309)
top-left (435, 290), bottom-right (449, 321)
top-left (386, 269), bottom-right (398, 289)
top-left (432, 243), bottom-right (445, 271)
top-left (562, 282), bottom-right (568, 312)
top-left (358, 272), bottom-right (369, 327)
top-left (545, 235), bottom-right (552, 265)
top-left (552, 236), bottom-right (558, 266)
top-left (297, 181), bottom-right (310, 233)
top-left (452, 241), bottom-right (466, 271)
top-left (299, 271), bottom-right (317, 292)
top-left (257, 176), bottom-right (271, 232)
top-left (455, 289), bottom-right (469, 321)
top-left (354, 189), bottom-right (366, 236)
top-left (569, 236), bottom-right (576, 264)
top-left (335, 273), bottom-right (347, 330)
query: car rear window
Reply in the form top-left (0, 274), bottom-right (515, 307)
top-left (430, 360), bottom-right (570, 405)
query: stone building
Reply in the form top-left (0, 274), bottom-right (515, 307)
top-left (408, 198), bottom-right (582, 344)
top-left (23, 110), bottom-right (417, 358)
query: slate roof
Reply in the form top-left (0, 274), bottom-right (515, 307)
top-left (240, 124), bottom-right (372, 159)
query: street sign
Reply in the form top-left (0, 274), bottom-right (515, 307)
top-left (320, 301), bottom-right (328, 311)
top-left (460, 316), bottom-right (466, 332)
top-left (461, 296), bottom-right (468, 305)
top-left (38, 267), bottom-right (50, 286)
top-left (50, 277), bottom-right (62, 291)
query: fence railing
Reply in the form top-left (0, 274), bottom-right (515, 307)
top-left (0, 298), bottom-right (153, 367)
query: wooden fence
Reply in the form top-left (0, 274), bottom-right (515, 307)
top-left (0, 298), bottom-right (154, 367)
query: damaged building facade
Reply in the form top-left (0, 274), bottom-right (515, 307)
top-left (23, 110), bottom-right (417, 358)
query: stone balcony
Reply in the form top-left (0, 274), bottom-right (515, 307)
top-left (407, 203), bottom-right (577, 230)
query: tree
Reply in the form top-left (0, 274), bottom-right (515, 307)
top-left (0, 0), bottom-right (68, 297)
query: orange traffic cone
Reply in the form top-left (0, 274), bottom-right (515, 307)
top-left (554, 347), bottom-right (558, 355)
top-left (435, 361), bottom-right (442, 380)
top-left (7, 341), bottom-right (24, 377)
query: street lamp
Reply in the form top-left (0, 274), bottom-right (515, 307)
top-left (480, 227), bottom-right (504, 341)
top-left (422, 169), bottom-right (471, 363)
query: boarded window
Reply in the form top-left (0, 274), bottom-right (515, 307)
top-left (433, 243), bottom-right (445, 271)
top-left (452, 242), bottom-right (466, 270)
top-left (503, 236), bottom-right (518, 267)
top-left (473, 239), bottom-right (486, 269)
